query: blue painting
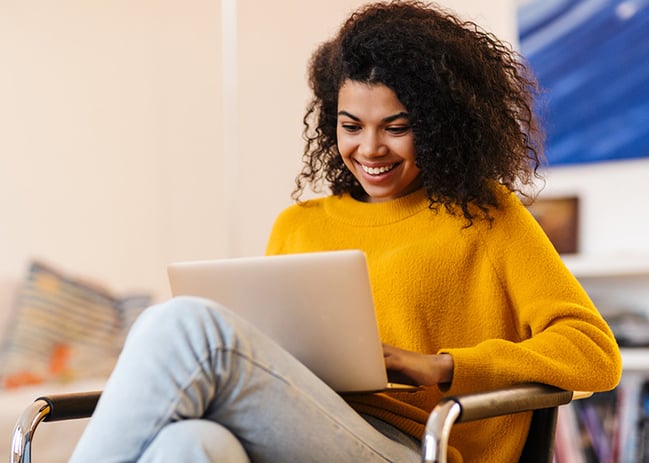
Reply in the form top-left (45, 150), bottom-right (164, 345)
top-left (517, 0), bottom-right (649, 165)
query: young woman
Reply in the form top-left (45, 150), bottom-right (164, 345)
top-left (70, 2), bottom-right (622, 462)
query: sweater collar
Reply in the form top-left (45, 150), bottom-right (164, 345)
top-left (323, 188), bottom-right (431, 226)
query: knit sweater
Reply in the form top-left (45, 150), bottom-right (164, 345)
top-left (265, 187), bottom-right (622, 463)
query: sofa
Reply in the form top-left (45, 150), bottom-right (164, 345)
top-left (0, 263), bottom-right (150, 462)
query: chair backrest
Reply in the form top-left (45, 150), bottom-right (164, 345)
top-left (518, 407), bottom-right (559, 463)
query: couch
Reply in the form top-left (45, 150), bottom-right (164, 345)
top-left (0, 276), bottom-right (97, 463)
top-left (0, 264), bottom-right (150, 463)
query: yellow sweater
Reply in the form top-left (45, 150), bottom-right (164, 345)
top-left (265, 187), bottom-right (621, 463)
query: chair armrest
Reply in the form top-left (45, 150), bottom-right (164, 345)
top-left (36, 391), bottom-right (102, 422)
top-left (12, 385), bottom-right (581, 463)
top-left (421, 383), bottom-right (576, 463)
top-left (11, 391), bottom-right (102, 463)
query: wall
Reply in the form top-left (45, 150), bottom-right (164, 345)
top-left (0, 0), bottom-right (227, 299)
top-left (539, 158), bottom-right (649, 257)
top-left (3, 0), bottom-right (645, 302)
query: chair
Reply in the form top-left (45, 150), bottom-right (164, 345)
top-left (10, 383), bottom-right (584, 463)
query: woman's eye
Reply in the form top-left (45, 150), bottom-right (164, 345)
top-left (386, 126), bottom-right (410, 134)
top-left (341, 123), bottom-right (361, 133)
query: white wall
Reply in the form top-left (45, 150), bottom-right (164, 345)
top-left (0, 0), bottom-right (227, 299)
top-left (539, 158), bottom-right (649, 257)
top-left (2, 0), bottom-right (646, 301)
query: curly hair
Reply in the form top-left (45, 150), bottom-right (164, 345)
top-left (293, 0), bottom-right (546, 223)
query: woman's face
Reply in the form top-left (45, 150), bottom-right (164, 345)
top-left (336, 80), bottom-right (422, 202)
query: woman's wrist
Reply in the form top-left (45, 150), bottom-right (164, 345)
top-left (434, 353), bottom-right (454, 385)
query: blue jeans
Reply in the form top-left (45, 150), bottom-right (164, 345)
top-left (69, 296), bottom-right (421, 462)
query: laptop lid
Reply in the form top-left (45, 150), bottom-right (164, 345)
top-left (166, 250), bottom-right (389, 393)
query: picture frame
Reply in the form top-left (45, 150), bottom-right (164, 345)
top-left (527, 196), bottom-right (580, 254)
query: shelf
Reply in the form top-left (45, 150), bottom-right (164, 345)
top-left (561, 254), bottom-right (649, 279)
top-left (621, 347), bottom-right (649, 371)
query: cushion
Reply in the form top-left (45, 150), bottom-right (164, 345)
top-left (0, 261), bottom-right (151, 389)
top-left (0, 277), bottom-right (21, 340)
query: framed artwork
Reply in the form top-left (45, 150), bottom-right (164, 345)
top-left (528, 196), bottom-right (580, 254)
top-left (517, 0), bottom-right (649, 165)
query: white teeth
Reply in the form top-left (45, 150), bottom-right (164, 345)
top-left (361, 164), bottom-right (395, 175)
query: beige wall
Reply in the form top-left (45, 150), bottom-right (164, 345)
top-left (0, 0), bottom-right (226, 298)
top-left (6, 0), bottom-right (644, 301)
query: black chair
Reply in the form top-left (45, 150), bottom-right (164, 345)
top-left (11, 383), bottom-right (583, 463)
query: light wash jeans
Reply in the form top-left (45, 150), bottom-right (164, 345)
top-left (69, 296), bottom-right (421, 462)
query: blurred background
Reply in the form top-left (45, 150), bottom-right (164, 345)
top-left (518, 0), bottom-right (649, 165)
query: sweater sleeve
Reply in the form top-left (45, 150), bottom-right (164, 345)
top-left (265, 210), bottom-right (287, 256)
top-left (265, 204), bottom-right (301, 256)
top-left (441, 193), bottom-right (622, 396)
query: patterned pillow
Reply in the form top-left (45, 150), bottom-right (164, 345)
top-left (0, 261), bottom-right (151, 389)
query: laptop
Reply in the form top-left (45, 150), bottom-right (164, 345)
top-left (167, 250), bottom-right (417, 393)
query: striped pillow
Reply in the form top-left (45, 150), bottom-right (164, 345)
top-left (0, 261), bottom-right (150, 389)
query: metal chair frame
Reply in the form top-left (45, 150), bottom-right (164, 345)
top-left (11, 383), bottom-right (581, 463)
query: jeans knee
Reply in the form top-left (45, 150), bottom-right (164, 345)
top-left (135, 296), bottom-right (222, 331)
top-left (126, 296), bottom-right (241, 352)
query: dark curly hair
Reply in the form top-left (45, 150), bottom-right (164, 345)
top-left (293, 0), bottom-right (545, 223)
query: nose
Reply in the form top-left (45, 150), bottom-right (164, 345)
top-left (357, 130), bottom-right (388, 158)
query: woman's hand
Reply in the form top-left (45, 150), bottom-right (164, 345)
top-left (382, 343), bottom-right (454, 387)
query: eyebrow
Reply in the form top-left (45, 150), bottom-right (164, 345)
top-left (337, 110), bottom-right (409, 123)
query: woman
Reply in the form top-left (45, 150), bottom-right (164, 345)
top-left (70, 2), bottom-right (621, 462)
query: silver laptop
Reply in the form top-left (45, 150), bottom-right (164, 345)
top-left (167, 250), bottom-right (411, 393)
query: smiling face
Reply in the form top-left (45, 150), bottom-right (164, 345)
top-left (336, 80), bottom-right (422, 203)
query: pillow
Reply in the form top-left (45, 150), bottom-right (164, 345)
top-left (0, 261), bottom-right (151, 389)
top-left (0, 277), bottom-right (21, 341)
